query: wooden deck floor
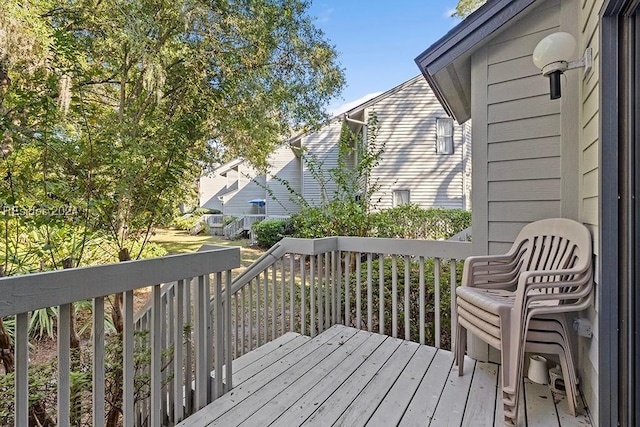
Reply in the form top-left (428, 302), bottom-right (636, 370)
top-left (178, 325), bottom-right (592, 427)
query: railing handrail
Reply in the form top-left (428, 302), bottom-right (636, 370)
top-left (224, 236), bottom-right (472, 301)
top-left (0, 247), bottom-right (240, 317)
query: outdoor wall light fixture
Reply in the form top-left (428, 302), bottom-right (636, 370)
top-left (532, 32), bottom-right (592, 99)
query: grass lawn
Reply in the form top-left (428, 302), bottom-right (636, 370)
top-left (150, 228), bottom-right (265, 272)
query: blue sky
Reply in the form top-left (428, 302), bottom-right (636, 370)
top-left (308, 1), bottom-right (462, 115)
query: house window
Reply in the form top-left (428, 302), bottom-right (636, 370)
top-left (393, 190), bottom-right (410, 207)
top-left (436, 118), bottom-right (454, 155)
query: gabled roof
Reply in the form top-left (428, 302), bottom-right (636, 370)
top-left (414, 0), bottom-right (539, 123)
top-left (215, 158), bottom-right (245, 175)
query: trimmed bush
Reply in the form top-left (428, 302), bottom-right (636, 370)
top-left (371, 205), bottom-right (471, 240)
top-left (252, 219), bottom-right (293, 248)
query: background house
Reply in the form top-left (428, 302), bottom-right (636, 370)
top-left (416, 0), bottom-right (635, 424)
top-left (199, 75), bottom-right (472, 219)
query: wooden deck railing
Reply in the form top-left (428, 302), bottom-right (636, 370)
top-left (0, 247), bottom-right (240, 427)
top-left (224, 237), bottom-right (473, 359)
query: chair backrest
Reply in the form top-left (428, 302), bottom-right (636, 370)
top-left (508, 218), bottom-right (593, 290)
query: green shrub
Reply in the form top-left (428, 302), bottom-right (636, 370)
top-left (252, 219), bottom-right (293, 248)
top-left (371, 205), bottom-right (471, 240)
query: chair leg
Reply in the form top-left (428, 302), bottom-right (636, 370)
top-left (456, 323), bottom-right (467, 375)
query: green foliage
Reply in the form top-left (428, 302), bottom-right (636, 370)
top-left (346, 256), bottom-right (464, 349)
top-left (0, 0), bottom-right (344, 273)
top-left (453, 0), bottom-right (487, 18)
top-left (252, 219), bottom-right (293, 248)
top-left (371, 205), bottom-right (471, 240)
top-left (171, 215), bottom-right (203, 232)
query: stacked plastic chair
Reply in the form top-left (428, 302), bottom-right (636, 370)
top-left (453, 218), bottom-right (593, 426)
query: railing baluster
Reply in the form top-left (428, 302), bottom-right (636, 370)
top-left (450, 259), bottom-right (458, 352)
top-left (194, 275), bottom-right (209, 409)
top-left (310, 255), bottom-right (316, 337)
top-left (272, 264), bottom-right (277, 339)
top-left (392, 255), bottom-right (398, 338)
top-left (263, 269), bottom-right (268, 343)
top-left (379, 254), bottom-right (384, 335)
top-left (123, 290), bottom-right (135, 425)
top-left (356, 252), bottom-right (361, 329)
top-left (161, 291), bottom-right (169, 423)
top-left (215, 272), bottom-right (224, 398)
top-left (434, 257), bottom-right (441, 348)
top-left (419, 257), bottom-right (426, 345)
top-left (317, 254), bottom-right (323, 333)
top-left (167, 287), bottom-right (175, 423)
top-left (331, 251), bottom-right (337, 326)
top-left (93, 297), bottom-right (105, 427)
top-left (289, 255), bottom-right (295, 333)
top-left (15, 312), bottom-right (29, 426)
top-left (324, 252), bottom-right (330, 330)
top-left (404, 255), bottom-right (411, 340)
top-left (248, 280), bottom-right (253, 351)
top-left (58, 303), bottom-right (71, 427)
top-left (174, 280), bottom-right (185, 422)
top-left (257, 275), bottom-right (262, 347)
top-left (367, 253), bottom-right (373, 332)
top-left (337, 251), bottom-right (342, 325)
top-left (281, 258), bottom-right (286, 335)
top-left (241, 287), bottom-right (246, 356)
top-left (151, 284), bottom-right (162, 426)
top-left (225, 270), bottom-right (233, 394)
top-left (204, 274), bottom-right (212, 401)
top-left (301, 255), bottom-right (306, 336)
top-left (344, 251), bottom-right (350, 327)
top-left (184, 279), bottom-right (193, 415)
top-left (234, 292), bottom-right (239, 359)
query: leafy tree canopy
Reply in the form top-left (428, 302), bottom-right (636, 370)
top-left (0, 0), bottom-right (345, 271)
top-left (453, 0), bottom-right (487, 18)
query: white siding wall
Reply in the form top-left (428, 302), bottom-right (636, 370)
top-left (199, 172), bottom-right (226, 211)
top-left (222, 165), bottom-right (266, 216)
top-left (367, 78), bottom-right (466, 211)
top-left (301, 120), bottom-right (343, 207)
top-left (266, 145), bottom-right (301, 216)
top-left (579, 0), bottom-right (601, 419)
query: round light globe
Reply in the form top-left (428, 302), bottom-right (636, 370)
top-left (532, 32), bottom-right (577, 69)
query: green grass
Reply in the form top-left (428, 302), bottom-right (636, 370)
top-left (150, 228), bottom-right (264, 272)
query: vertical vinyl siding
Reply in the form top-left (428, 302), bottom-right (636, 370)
top-left (484, 0), bottom-right (562, 252)
top-left (367, 78), bottom-right (466, 211)
top-left (579, 0), bottom-right (602, 419)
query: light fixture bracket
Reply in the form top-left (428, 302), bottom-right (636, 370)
top-left (540, 47), bottom-right (593, 77)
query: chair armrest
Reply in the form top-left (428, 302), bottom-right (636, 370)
top-left (462, 253), bottom-right (522, 288)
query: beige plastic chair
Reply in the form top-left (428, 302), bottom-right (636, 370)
top-left (454, 218), bottom-right (593, 426)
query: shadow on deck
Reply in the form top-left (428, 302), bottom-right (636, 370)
top-left (178, 325), bottom-right (592, 427)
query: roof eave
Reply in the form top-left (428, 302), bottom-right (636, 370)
top-left (414, 0), bottom-right (539, 123)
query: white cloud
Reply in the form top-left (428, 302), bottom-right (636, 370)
top-left (327, 92), bottom-right (383, 117)
top-left (318, 7), bottom-right (334, 23)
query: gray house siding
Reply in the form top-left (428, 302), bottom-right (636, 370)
top-left (266, 145), bottom-right (301, 216)
top-left (366, 78), bottom-right (467, 211)
top-left (472, 0), bottom-right (563, 256)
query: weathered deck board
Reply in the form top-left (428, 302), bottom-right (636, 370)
top-left (177, 325), bottom-right (593, 427)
